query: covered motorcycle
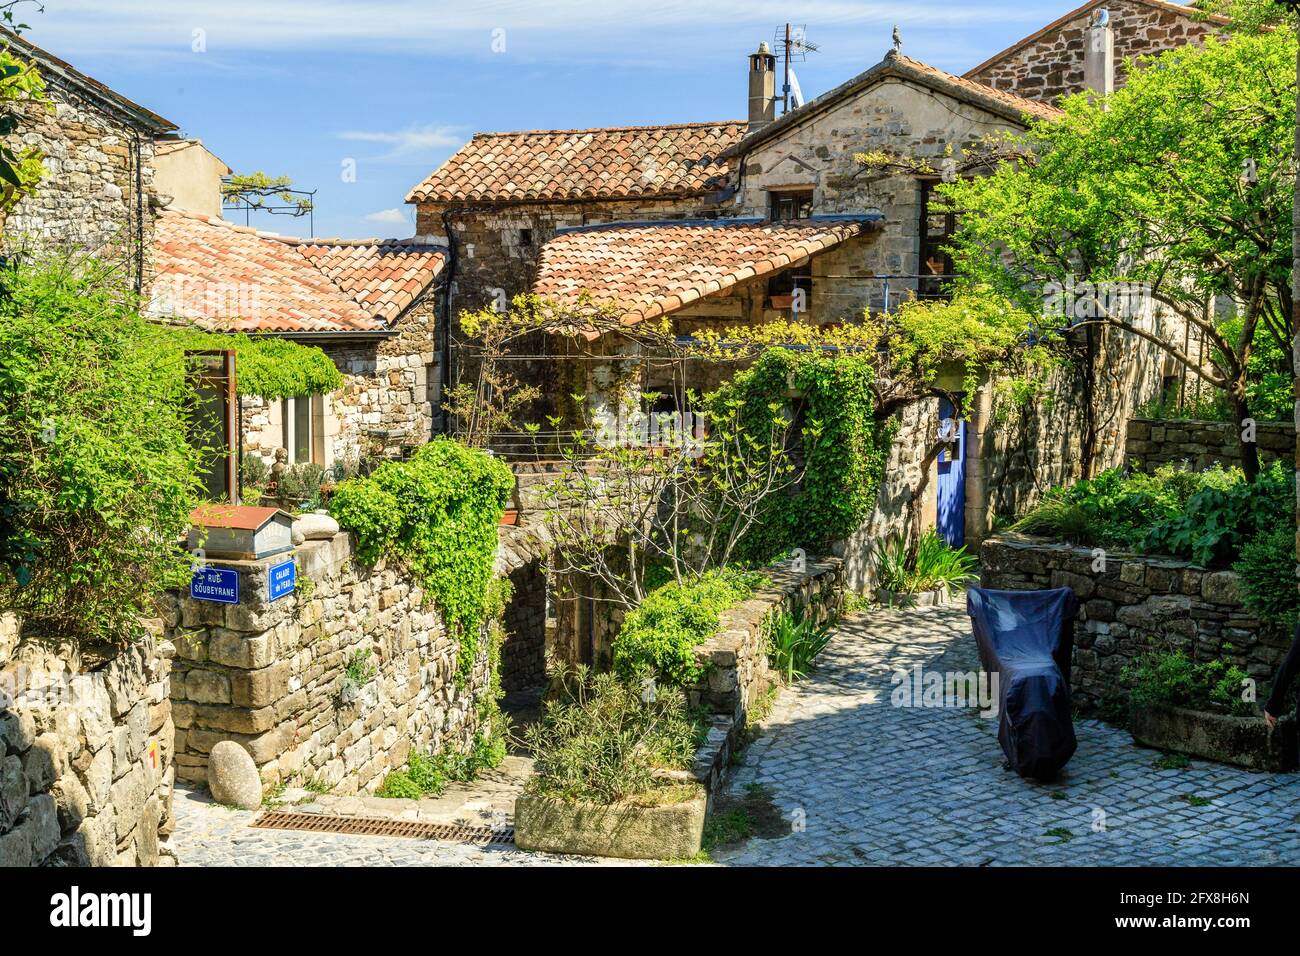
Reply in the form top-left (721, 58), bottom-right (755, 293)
top-left (967, 586), bottom-right (1079, 780)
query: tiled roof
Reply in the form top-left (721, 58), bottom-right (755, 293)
top-left (891, 53), bottom-right (1063, 122)
top-left (534, 218), bottom-right (880, 336)
top-left (405, 121), bottom-right (746, 204)
top-left (150, 210), bottom-right (445, 334)
top-left (726, 50), bottom-right (1061, 159)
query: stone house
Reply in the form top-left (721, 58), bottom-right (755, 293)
top-left (407, 37), bottom-right (1188, 596)
top-left (148, 209), bottom-right (448, 469)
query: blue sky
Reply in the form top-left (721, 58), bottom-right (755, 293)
top-left (27, 1), bottom-right (1080, 239)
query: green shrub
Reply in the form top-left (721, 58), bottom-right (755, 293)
top-left (875, 531), bottom-right (977, 594)
top-left (377, 728), bottom-right (508, 800)
top-left (766, 610), bottom-right (833, 682)
top-left (1124, 650), bottom-right (1254, 717)
top-left (1011, 463), bottom-right (1284, 566)
top-left (1142, 461), bottom-right (1291, 566)
top-left (1234, 523), bottom-right (1299, 631)
top-left (0, 259), bottom-right (203, 641)
top-left (329, 438), bottom-right (513, 682)
top-left (375, 770), bottom-right (423, 799)
top-left (524, 664), bottom-right (699, 803)
top-left (613, 567), bottom-right (764, 685)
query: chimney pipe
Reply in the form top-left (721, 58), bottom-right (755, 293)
top-left (748, 42), bottom-right (776, 133)
top-left (1084, 9), bottom-right (1114, 103)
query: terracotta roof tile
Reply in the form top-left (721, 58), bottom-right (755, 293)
top-left (149, 210), bottom-right (445, 334)
top-left (533, 218), bottom-right (879, 336)
top-left (406, 122), bottom-right (746, 204)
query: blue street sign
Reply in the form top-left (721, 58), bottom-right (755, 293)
top-left (269, 559), bottom-right (297, 602)
top-left (190, 566), bottom-right (239, 604)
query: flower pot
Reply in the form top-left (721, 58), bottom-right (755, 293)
top-left (500, 510), bottom-right (519, 526)
top-left (1129, 701), bottom-right (1297, 772)
top-left (514, 785), bottom-right (706, 860)
top-left (768, 295), bottom-right (795, 310)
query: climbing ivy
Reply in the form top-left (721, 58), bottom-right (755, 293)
top-left (328, 438), bottom-right (513, 683)
top-left (705, 349), bottom-right (894, 564)
top-left (162, 328), bottom-right (343, 398)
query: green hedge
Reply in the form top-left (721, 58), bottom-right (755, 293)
top-left (612, 567), bottom-right (764, 685)
top-left (329, 438), bottom-right (513, 683)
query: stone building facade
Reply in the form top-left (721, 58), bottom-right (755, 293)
top-left (149, 209), bottom-right (447, 471)
top-left (965, 0), bottom-right (1226, 104)
top-left (2, 28), bottom-right (177, 286)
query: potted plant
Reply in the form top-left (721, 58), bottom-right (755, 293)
top-left (873, 531), bottom-right (977, 607)
top-left (513, 665), bottom-right (707, 860)
top-left (1125, 649), bottom-right (1296, 771)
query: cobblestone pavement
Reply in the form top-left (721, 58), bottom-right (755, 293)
top-left (714, 604), bottom-right (1300, 866)
top-left (171, 781), bottom-right (638, 866)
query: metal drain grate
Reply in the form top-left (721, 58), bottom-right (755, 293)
top-left (252, 811), bottom-right (514, 846)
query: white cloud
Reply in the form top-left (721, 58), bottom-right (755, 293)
top-left (338, 124), bottom-right (464, 164)
top-left (363, 207), bottom-right (411, 224)
top-left (34, 0), bottom-right (1046, 60)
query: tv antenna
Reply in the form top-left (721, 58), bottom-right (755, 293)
top-left (773, 23), bottom-right (818, 115)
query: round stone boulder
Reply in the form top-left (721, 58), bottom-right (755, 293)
top-left (207, 741), bottom-right (262, 810)
top-left (293, 512), bottom-right (340, 541)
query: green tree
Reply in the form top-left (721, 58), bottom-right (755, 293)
top-left (0, 258), bottom-right (205, 642)
top-left (939, 30), bottom-right (1297, 480)
top-left (221, 171), bottom-right (313, 216)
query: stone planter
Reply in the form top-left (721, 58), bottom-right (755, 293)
top-left (514, 785), bottom-right (707, 860)
top-left (1130, 702), bottom-right (1297, 772)
top-left (875, 587), bottom-right (955, 608)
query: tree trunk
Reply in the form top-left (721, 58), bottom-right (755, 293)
top-left (1232, 384), bottom-right (1260, 483)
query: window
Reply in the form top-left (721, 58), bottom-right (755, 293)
top-left (519, 228), bottom-right (533, 247)
top-left (919, 179), bottom-right (955, 301)
top-left (767, 268), bottom-right (813, 311)
top-left (769, 189), bottom-right (813, 222)
top-left (281, 394), bottom-right (325, 465)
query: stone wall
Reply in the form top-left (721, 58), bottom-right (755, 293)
top-left (687, 557), bottom-right (844, 727)
top-left (967, 0), bottom-right (1223, 104)
top-left (980, 534), bottom-right (1290, 708)
top-left (7, 68), bottom-right (159, 276)
top-left (1126, 417), bottom-right (1296, 472)
top-left (0, 617), bottom-right (175, 866)
top-left (161, 531), bottom-right (493, 795)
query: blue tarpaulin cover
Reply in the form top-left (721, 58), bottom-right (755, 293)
top-left (967, 586), bottom-right (1079, 780)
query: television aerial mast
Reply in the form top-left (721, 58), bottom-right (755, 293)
top-left (773, 23), bottom-right (818, 115)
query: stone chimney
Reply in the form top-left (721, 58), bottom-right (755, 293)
top-left (1084, 8), bottom-right (1114, 102)
top-left (748, 42), bottom-right (776, 133)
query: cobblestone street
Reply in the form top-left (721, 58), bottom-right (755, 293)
top-left (714, 604), bottom-right (1300, 866)
top-left (171, 604), bottom-right (1300, 867)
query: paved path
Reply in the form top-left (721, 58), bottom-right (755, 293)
top-left (713, 605), bottom-right (1300, 866)
top-left (171, 781), bottom-right (630, 867)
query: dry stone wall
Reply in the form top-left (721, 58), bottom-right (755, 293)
top-left (687, 557), bottom-right (844, 727)
top-left (161, 531), bottom-right (493, 796)
top-left (967, 0), bottom-right (1222, 104)
top-left (7, 70), bottom-right (159, 268)
top-left (981, 534), bottom-right (1290, 709)
top-left (1126, 417), bottom-right (1296, 472)
top-left (0, 615), bottom-right (175, 866)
